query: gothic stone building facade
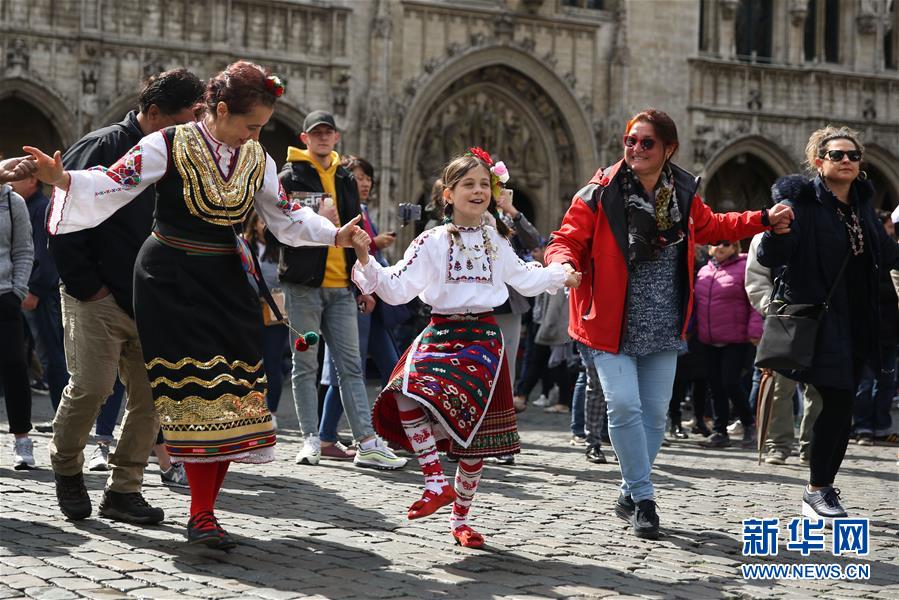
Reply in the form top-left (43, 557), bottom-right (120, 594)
top-left (1, 0), bottom-right (897, 245)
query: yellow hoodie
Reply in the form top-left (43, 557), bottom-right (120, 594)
top-left (286, 147), bottom-right (347, 288)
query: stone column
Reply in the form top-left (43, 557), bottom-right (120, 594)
top-left (788, 0), bottom-right (808, 66)
top-left (718, 0), bottom-right (739, 60)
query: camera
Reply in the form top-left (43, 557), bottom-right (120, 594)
top-left (398, 203), bottom-right (422, 226)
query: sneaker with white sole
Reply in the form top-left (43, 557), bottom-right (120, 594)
top-left (321, 441), bottom-right (356, 460)
top-left (532, 394), bottom-right (551, 407)
top-left (354, 438), bottom-right (407, 470)
top-left (802, 486), bottom-right (847, 525)
top-left (160, 462), bottom-right (189, 488)
top-left (12, 437), bottom-right (36, 470)
top-left (726, 420), bottom-right (744, 436)
top-left (295, 434), bottom-right (321, 465)
top-left (88, 442), bottom-right (111, 471)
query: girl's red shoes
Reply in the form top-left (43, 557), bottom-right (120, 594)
top-left (407, 487), bottom-right (455, 520)
top-left (452, 525), bottom-right (485, 548)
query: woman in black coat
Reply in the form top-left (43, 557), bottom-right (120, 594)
top-left (758, 126), bottom-right (899, 522)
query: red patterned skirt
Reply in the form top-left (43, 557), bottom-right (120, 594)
top-left (372, 314), bottom-right (520, 458)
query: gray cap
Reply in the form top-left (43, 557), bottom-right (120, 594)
top-left (303, 110), bottom-right (337, 133)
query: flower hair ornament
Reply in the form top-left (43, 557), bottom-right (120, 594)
top-left (265, 75), bottom-right (285, 97)
top-left (465, 146), bottom-right (510, 200)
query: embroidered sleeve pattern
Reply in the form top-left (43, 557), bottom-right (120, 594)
top-left (46, 131), bottom-right (167, 235)
top-left (254, 153), bottom-right (337, 247)
top-left (87, 144), bottom-right (143, 194)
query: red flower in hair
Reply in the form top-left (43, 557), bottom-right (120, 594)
top-left (466, 146), bottom-right (493, 166)
top-left (265, 75), bottom-right (285, 97)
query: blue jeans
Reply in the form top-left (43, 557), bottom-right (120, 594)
top-left (94, 378), bottom-right (125, 441)
top-left (283, 284), bottom-right (375, 441)
top-left (582, 345), bottom-right (678, 502)
top-left (23, 290), bottom-right (69, 411)
top-left (319, 309), bottom-right (398, 442)
top-left (854, 344), bottom-right (897, 435)
top-left (571, 368), bottom-right (587, 437)
top-left (262, 323), bottom-right (289, 413)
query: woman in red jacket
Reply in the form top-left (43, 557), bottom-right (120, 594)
top-left (694, 240), bottom-right (763, 449)
top-left (545, 108), bottom-right (793, 540)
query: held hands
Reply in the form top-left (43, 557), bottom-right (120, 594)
top-left (562, 262), bottom-right (582, 288)
top-left (22, 146), bottom-right (69, 190)
top-left (767, 203), bottom-right (794, 235)
top-left (335, 214), bottom-right (364, 248)
top-left (351, 227), bottom-right (372, 265)
top-left (0, 156), bottom-right (37, 184)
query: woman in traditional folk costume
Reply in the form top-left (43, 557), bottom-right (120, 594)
top-left (26, 61), bottom-right (361, 549)
top-left (350, 149), bottom-right (581, 548)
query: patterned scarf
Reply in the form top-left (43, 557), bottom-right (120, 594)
top-left (622, 165), bottom-right (685, 263)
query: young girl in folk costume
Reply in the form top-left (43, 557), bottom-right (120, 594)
top-left (351, 149), bottom-right (581, 547)
top-left (25, 61), bottom-right (362, 549)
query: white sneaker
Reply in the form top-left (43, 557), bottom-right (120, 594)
top-left (160, 462), bottom-right (189, 488)
top-left (270, 415), bottom-right (278, 431)
top-left (88, 442), bottom-right (111, 471)
top-left (12, 437), bottom-right (36, 470)
top-left (353, 438), bottom-right (408, 470)
top-left (295, 434), bottom-right (321, 465)
top-left (532, 394), bottom-right (551, 407)
top-left (726, 421), bottom-right (744, 436)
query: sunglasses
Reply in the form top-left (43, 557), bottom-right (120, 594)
top-left (819, 149), bottom-right (862, 162)
top-left (623, 135), bottom-right (657, 151)
top-left (712, 241), bottom-right (732, 247)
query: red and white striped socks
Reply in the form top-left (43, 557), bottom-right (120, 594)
top-left (450, 458), bottom-right (484, 530)
top-left (399, 407), bottom-right (448, 494)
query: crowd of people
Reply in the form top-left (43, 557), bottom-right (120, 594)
top-left (1, 61), bottom-right (897, 551)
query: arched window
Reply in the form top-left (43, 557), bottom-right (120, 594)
top-left (804, 0), bottom-right (840, 63)
top-left (735, 0), bottom-right (773, 63)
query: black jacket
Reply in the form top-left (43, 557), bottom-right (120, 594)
top-left (49, 111), bottom-right (152, 317)
top-left (277, 158), bottom-right (360, 286)
top-left (758, 175), bottom-right (899, 390)
top-left (25, 190), bottom-right (59, 299)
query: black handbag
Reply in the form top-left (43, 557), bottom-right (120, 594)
top-left (754, 253), bottom-right (850, 371)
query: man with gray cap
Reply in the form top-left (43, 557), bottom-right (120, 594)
top-left (278, 110), bottom-right (407, 471)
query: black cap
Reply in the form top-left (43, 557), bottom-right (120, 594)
top-left (303, 110), bottom-right (337, 133)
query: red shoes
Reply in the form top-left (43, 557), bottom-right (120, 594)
top-left (452, 525), bottom-right (485, 548)
top-left (407, 487), bottom-right (455, 520)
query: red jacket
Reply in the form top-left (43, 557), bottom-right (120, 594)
top-left (544, 159), bottom-right (769, 353)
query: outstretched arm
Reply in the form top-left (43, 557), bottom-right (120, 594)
top-left (25, 133), bottom-right (167, 235)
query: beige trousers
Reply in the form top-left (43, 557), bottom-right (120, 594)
top-left (49, 291), bottom-right (158, 493)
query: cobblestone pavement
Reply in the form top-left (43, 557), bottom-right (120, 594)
top-left (1, 387), bottom-right (897, 600)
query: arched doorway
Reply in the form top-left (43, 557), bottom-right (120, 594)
top-left (704, 152), bottom-right (780, 213)
top-left (406, 66), bottom-right (582, 237)
top-left (260, 118), bottom-right (301, 169)
top-left (0, 97), bottom-right (64, 160)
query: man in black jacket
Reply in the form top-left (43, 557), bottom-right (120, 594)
top-left (48, 69), bottom-right (203, 524)
top-left (279, 110), bottom-right (406, 470)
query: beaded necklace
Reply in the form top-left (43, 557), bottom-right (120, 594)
top-left (449, 225), bottom-right (496, 272)
top-left (835, 203), bottom-right (865, 256)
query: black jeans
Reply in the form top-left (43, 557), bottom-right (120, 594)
top-left (706, 343), bottom-right (754, 434)
top-left (809, 358), bottom-right (865, 487)
top-left (0, 292), bottom-right (32, 434)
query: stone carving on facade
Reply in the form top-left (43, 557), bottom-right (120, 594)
top-left (562, 73), bottom-right (577, 88)
top-left (494, 14), bottom-right (515, 41)
top-left (719, 0), bottom-right (740, 20)
top-left (863, 98), bottom-right (877, 121)
top-left (857, 0), bottom-right (882, 34)
top-left (514, 37), bottom-right (536, 53)
top-left (747, 89), bottom-right (762, 111)
top-left (411, 66), bottom-right (575, 195)
top-left (331, 70), bottom-right (351, 116)
top-left (520, 0), bottom-right (545, 14)
top-left (373, 15), bottom-right (392, 39)
top-left (6, 38), bottom-right (29, 75)
top-left (789, 0), bottom-right (808, 26)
